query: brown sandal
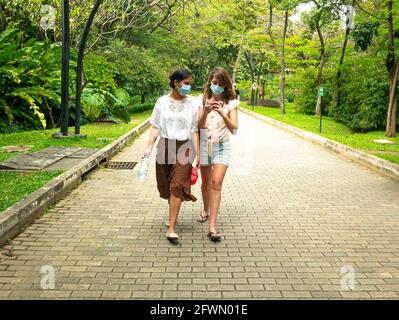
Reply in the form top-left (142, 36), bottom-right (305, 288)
top-left (197, 214), bottom-right (209, 223)
top-left (207, 231), bottom-right (222, 242)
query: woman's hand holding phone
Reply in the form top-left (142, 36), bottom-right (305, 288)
top-left (212, 101), bottom-right (224, 115)
top-left (204, 101), bottom-right (213, 113)
top-left (204, 101), bottom-right (223, 115)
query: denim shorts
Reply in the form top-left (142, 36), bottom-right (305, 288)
top-left (200, 139), bottom-right (231, 167)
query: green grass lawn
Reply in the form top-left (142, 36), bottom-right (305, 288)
top-left (242, 103), bottom-right (399, 165)
top-left (0, 110), bottom-right (152, 213)
top-left (0, 110), bottom-right (152, 163)
top-left (0, 170), bottom-right (62, 212)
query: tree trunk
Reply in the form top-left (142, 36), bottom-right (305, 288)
top-left (315, 23), bottom-right (325, 116)
top-left (232, 48), bottom-right (242, 83)
top-left (280, 10), bottom-right (289, 115)
top-left (256, 53), bottom-right (265, 85)
top-left (232, 34), bottom-right (245, 82)
top-left (335, 29), bottom-right (350, 120)
top-left (335, 0), bottom-right (355, 121)
top-left (141, 94), bottom-right (145, 104)
top-left (255, 54), bottom-right (265, 107)
top-left (261, 80), bottom-right (266, 100)
top-left (43, 97), bottom-right (55, 128)
top-left (386, 63), bottom-right (399, 137)
top-left (386, 0), bottom-right (397, 137)
top-left (244, 51), bottom-right (255, 106)
top-left (268, 2), bottom-right (286, 113)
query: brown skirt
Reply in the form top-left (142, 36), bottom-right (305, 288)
top-left (155, 137), bottom-right (197, 202)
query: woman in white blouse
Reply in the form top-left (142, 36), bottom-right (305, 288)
top-left (143, 69), bottom-right (200, 242)
top-left (198, 67), bottom-right (239, 242)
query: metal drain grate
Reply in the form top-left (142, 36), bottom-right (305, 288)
top-left (106, 161), bottom-right (138, 170)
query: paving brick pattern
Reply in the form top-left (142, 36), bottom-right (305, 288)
top-left (0, 111), bottom-right (398, 299)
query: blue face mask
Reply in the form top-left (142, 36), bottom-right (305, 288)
top-left (178, 83), bottom-right (191, 96)
top-left (211, 83), bottom-right (225, 95)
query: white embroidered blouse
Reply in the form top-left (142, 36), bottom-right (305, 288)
top-left (150, 95), bottom-right (199, 141)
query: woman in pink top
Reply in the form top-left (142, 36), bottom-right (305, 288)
top-left (197, 67), bottom-right (239, 242)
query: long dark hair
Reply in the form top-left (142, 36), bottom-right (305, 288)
top-left (169, 69), bottom-right (193, 89)
top-left (203, 67), bottom-right (235, 103)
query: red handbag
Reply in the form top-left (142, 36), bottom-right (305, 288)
top-left (191, 166), bottom-right (198, 185)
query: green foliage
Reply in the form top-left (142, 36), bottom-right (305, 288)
top-left (292, 68), bottom-right (318, 114)
top-left (77, 52), bottom-right (135, 123)
top-left (103, 40), bottom-right (168, 101)
top-left (0, 170), bottom-right (62, 212)
top-left (114, 88), bottom-right (130, 107)
top-left (129, 95), bottom-right (142, 105)
top-left (292, 67), bottom-right (335, 115)
top-left (301, 0), bottom-right (341, 34)
top-left (127, 103), bottom-right (155, 114)
top-left (80, 86), bottom-right (131, 123)
top-left (285, 74), bottom-right (296, 103)
top-left (337, 55), bottom-right (389, 132)
top-left (236, 80), bottom-right (252, 100)
top-left (0, 25), bottom-right (61, 133)
top-left (351, 22), bottom-right (379, 52)
top-left (1, 0), bottom-right (398, 137)
top-left (84, 53), bottom-right (117, 92)
top-left (81, 88), bottom-right (105, 121)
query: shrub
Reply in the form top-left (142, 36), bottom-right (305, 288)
top-left (337, 55), bottom-right (389, 132)
top-left (0, 26), bottom-right (61, 132)
top-left (127, 103), bottom-right (155, 114)
top-left (84, 53), bottom-right (117, 92)
top-left (103, 40), bottom-right (168, 103)
top-left (292, 68), bottom-right (318, 114)
top-left (80, 87), bottom-right (131, 123)
top-left (130, 95), bottom-right (142, 105)
top-left (292, 67), bottom-right (335, 115)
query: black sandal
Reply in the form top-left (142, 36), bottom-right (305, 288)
top-left (207, 231), bottom-right (222, 242)
top-left (197, 214), bottom-right (209, 223)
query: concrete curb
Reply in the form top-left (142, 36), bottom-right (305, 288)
top-left (0, 119), bottom-right (151, 245)
top-left (239, 107), bottom-right (399, 181)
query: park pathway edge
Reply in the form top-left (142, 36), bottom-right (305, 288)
top-left (239, 106), bottom-right (399, 181)
top-left (0, 119), bottom-right (151, 246)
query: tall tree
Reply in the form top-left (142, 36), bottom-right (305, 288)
top-left (385, 0), bottom-right (398, 137)
top-left (267, 1), bottom-right (290, 114)
top-left (303, 0), bottom-right (341, 116)
top-left (335, 0), bottom-right (355, 121)
top-left (348, 0), bottom-right (397, 136)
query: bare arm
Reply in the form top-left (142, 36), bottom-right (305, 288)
top-left (191, 132), bottom-right (200, 167)
top-left (143, 126), bottom-right (160, 157)
top-left (198, 105), bottom-right (211, 129)
top-left (211, 103), bottom-right (238, 135)
top-left (221, 109), bottom-right (238, 134)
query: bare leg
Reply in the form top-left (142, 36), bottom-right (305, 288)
top-left (209, 164), bottom-right (228, 234)
top-left (168, 194), bottom-right (182, 233)
top-left (166, 197), bottom-right (170, 226)
top-left (200, 165), bottom-right (212, 218)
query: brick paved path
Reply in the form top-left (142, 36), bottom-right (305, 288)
top-left (1, 111), bottom-right (398, 299)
